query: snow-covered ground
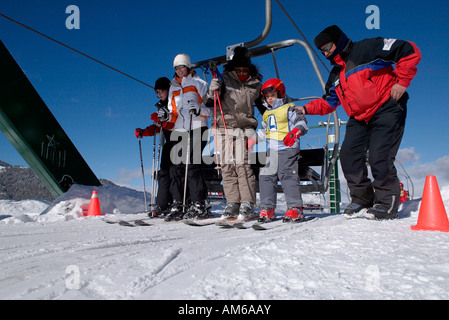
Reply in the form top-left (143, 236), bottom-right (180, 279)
top-left (1, 183), bottom-right (449, 300)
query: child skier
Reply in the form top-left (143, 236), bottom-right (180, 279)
top-left (248, 78), bottom-right (309, 222)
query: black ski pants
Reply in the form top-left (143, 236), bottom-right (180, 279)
top-left (339, 93), bottom-right (408, 213)
top-left (169, 126), bottom-right (208, 203)
top-left (156, 129), bottom-right (174, 210)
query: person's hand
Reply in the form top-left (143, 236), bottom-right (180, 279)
top-left (145, 124), bottom-right (161, 136)
top-left (135, 128), bottom-right (145, 139)
top-left (157, 107), bottom-right (170, 122)
top-left (391, 84), bottom-right (407, 101)
top-left (246, 137), bottom-right (257, 151)
top-left (295, 106), bottom-right (306, 114)
top-left (209, 78), bottom-right (221, 93)
top-left (187, 100), bottom-right (200, 116)
top-left (283, 128), bottom-right (301, 147)
top-left (134, 125), bottom-right (160, 138)
top-left (150, 112), bottom-right (160, 122)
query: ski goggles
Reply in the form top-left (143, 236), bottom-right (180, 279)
top-left (174, 65), bottom-right (187, 70)
top-left (262, 82), bottom-right (283, 96)
top-left (320, 42), bottom-right (334, 54)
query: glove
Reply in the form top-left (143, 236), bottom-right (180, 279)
top-left (134, 125), bottom-right (160, 138)
top-left (209, 78), bottom-right (221, 94)
top-left (283, 128), bottom-right (301, 147)
top-left (187, 99), bottom-right (200, 116)
top-left (135, 128), bottom-right (145, 139)
top-left (145, 124), bottom-right (161, 136)
top-left (246, 137), bottom-right (257, 151)
top-left (150, 112), bottom-right (160, 122)
top-left (157, 107), bottom-right (170, 122)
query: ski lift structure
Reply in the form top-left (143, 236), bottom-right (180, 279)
top-left (0, 1), bottom-right (415, 213)
top-left (195, 0), bottom-right (341, 212)
top-left (0, 0), bottom-right (340, 212)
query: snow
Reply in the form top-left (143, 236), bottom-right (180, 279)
top-left (1, 183), bottom-right (449, 300)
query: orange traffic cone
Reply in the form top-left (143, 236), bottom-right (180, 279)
top-left (86, 190), bottom-right (103, 216)
top-left (411, 175), bottom-right (449, 232)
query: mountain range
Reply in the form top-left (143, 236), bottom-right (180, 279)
top-left (0, 160), bottom-right (112, 201)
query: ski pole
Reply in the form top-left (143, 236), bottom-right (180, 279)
top-left (210, 62), bottom-right (235, 167)
top-left (210, 62), bottom-right (220, 173)
top-left (215, 90), bottom-right (235, 166)
top-left (153, 125), bottom-right (164, 204)
top-left (138, 137), bottom-right (149, 213)
top-left (213, 83), bottom-right (220, 174)
top-left (150, 132), bottom-right (157, 209)
top-left (182, 112), bottom-right (194, 213)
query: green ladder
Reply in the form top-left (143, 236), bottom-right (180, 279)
top-left (328, 150), bottom-right (341, 214)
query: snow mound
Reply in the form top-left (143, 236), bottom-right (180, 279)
top-left (0, 184), bottom-right (149, 224)
top-left (0, 199), bottom-right (49, 224)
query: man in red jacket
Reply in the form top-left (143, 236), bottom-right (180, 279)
top-left (297, 25), bottom-right (421, 220)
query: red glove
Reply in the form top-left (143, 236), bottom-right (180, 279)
top-left (135, 128), bottom-right (145, 138)
top-left (150, 112), bottom-right (160, 122)
top-left (162, 122), bottom-right (174, 130)
top-left (145, 124), bottom-right (161, 136)
top-left (135, 125), bottom-right (160, 138)
top-left (283, 128), bottom-right (301, 147)
top-left (246, 137), bottom-right (257, 151)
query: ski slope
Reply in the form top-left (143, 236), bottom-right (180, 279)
top-left (1, 183), bottom-right (449, 300)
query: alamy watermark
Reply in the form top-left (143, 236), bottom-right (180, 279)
top-left (65, 265), bottom-right (81, 290)
top-left (168, 127), bottom-right (266, 166)
top-left (365, 265), bottom-right (381, 291)
top-left (66, 5), bottom-right (80, 30)
top-left (64, 5), bottom-right (380, 31)
top-left (366, 5), bottom-right (380, 30)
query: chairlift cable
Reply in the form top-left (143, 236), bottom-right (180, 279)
top-left (274, 0), bottom-right (330, 73)
top-left (0, 12), bottom-right (154, 89)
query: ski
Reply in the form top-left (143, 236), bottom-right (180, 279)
top-left (252, 216), bottom-right (316, 231)
top-left (183, 216), bottom-right (222, 227)
top-left (119, 219), bottom-right (152, 227)
top-left (215, 217), bottom-right (238, 227)
top-left (102, 218), bottom-right (152, 227)
top-left (216, 215), bottom-right (258, 228)
top-left (163, 217), bottom-right (184, 222)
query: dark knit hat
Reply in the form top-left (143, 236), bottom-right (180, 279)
top-left (314, 25), bottom-right (344, 49)
top-left (232, 46), bottom-right (251, 67)
top-left (314, 25), bottom-right (350, 62)
top-left (154, 77), bottom-right (170, 90)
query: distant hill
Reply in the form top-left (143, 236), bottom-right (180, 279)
top-left (0, 160), bottom-right (114, 202)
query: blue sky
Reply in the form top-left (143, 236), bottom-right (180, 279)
top-left (1, 0), bottom-right (448, 194)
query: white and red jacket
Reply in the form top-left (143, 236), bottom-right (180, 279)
top-left (166, 73), bottom-right (211, 131)
top-left (305, 37), bottom-right (421, 122)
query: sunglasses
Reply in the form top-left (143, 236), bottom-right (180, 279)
top-left (320, 42), bottom-right (334, 54)
top-left (174, 65), bottom-right (187, 71)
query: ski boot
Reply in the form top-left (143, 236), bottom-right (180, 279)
top-left (148, 204), bottom-right (170, 218)
top-left (164, 201), bottom-right (184, 221)
top-left (343, 202), bottom-right (371, 215)
top-left (148, 204), bottom-right (159, 218)
top-left (183, 201), bottom-right (212, 220)
top-left (237, 201), bottom-right (256, 221)
top-left (258, 208), bottom-right (275, 223)
top-left (366, 204), bottom-right (398, 220)
top-left (220, 202), bottom-right (240, 220)
top-left (283, 207), bottom-right (304, 223)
